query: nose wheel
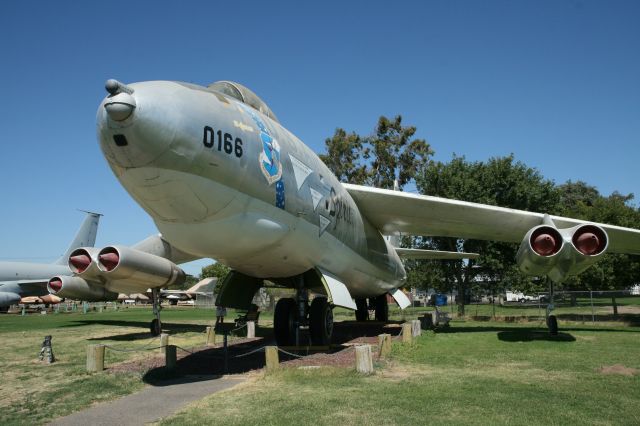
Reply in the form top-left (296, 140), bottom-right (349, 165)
top-left (309, 297), bottom-right (333, 346)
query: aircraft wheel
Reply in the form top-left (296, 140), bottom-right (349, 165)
top-left (309, 297), bottom-right (333, 346)
top-left (547, 315), bottom-right (558, 336)
top-left (274, 298), bottom-right (296, 346)
top-left (150, 318), bottom-right (161, 336)
top-left (374, 295), bottom-right (389, 322)
top-left (355, 298), bottom-right (368, 321)
top-left (169, 299), bottom-right (178, 306)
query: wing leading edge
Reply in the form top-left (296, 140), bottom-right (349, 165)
top-left (344, 184), bottom-right (640, 255)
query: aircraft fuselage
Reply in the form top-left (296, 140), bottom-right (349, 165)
top-left (97, 81), bottom-right (405, 297)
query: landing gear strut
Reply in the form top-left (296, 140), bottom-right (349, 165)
top-left (273, 276), bottom-right (334, 346)
top-left (546, 279), bottom-right (558, 336)
top-left (373, 294), bottom-right (389, 322)
top-left (150, 288), bottom-right (162, 336)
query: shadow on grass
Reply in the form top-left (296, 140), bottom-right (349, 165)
top-left (60, 320), bottom-right (209, 340)
top-left (497, 330), bottom-right (576, 342)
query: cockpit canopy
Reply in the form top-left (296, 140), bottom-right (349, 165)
top-left (208, 81), bottom-right (279, 124)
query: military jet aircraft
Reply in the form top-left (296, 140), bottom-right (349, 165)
top-left (0, 211), bottom-right (100, 311)
top-left (48, 79), bottom-right (640, 343)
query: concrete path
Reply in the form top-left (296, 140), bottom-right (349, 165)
top-left (49, 376), bottom-right (245, 426)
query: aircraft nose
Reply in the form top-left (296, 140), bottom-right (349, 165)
top-left (103, 79), bottom-right (136, 121)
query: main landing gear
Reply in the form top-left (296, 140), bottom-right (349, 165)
top-left (274, 279), bottom-right (334, 346)
top-left (354, 294), bottom-right (389, 322)
top-left (150, 288), bottom-right (162, 336)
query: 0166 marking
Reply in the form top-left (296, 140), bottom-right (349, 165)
top-left (203, 126), bottom-right (243, 158)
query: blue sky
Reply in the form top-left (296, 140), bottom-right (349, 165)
top-left (0, 0), bottom-right (638, 275)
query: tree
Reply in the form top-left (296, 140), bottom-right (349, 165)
top-left (320, 115), bottom-right (433, 189)
top-left (201, 262), bottom-right (231, 282)
top-left (414, 155), bottom-right (561, 315)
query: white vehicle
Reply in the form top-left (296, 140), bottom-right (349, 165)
top-left (506, 291), bottom-right (541, 303)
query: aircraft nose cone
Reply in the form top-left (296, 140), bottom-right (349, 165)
top-left (103, 79), bottom-right (136, 121)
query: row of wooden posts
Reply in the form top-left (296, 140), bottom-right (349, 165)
top-left (87, 319), bottom-right (426, 374)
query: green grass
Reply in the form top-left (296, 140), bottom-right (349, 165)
top-left (0, 306), bottom-right (232, 425)
top-left (163, 320), bottom-right (640, 426)
top-left (3, 307), bottom-right (640, 425)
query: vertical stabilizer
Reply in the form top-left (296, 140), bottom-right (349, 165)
top-left (54, 211), bottom-right (102, 265)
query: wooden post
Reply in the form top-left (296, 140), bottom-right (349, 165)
top-left (411, 320), bottom-right (422, 337)
top-left (165, 345), bottom-right (177, 371)
top-left (247, 321), bottom-right (255, 338)
top-left (265, 346), bottom-right (279, 372)
top-left (402, 322), bottom-right (413, 344)
top-left (206, 326), bottom-right (216, 346)
top-left (355, 344), bottom-right (374, 374)
top-left (160, 333), bottom-right (169, 354)
top-left (378, 333), bottom-right (391, 358)
top-left (86, 344), bottom-right (105, 372)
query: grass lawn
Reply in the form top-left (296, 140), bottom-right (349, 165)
top-left (163, 320), bottom-right (640, 426)
top-left (0, 306), bottom-right (229, 425)
top-left (2, 307), bottom-right (639, 425)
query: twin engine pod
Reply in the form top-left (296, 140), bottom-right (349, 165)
top-left (516, 223), bottom-right (608, 282)
top-left (48, 245), bottom-right (186, 297)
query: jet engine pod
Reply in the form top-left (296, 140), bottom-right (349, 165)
top-left (47, 276), bottom-right (117, 302)
top-left (516, 225), bottom-right (564, 276)
top-left (96, 245), bottom-right (186, 288)
top-left (545, 224), bottom-right (609, 282)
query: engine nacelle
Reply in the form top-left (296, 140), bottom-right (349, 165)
top-left (516, 225), bottom-right (564, 276)
top-left (47, 276), bottom-right (118, 301)
top-left (517, 223), bottom-right (608, 282)
top-left (96, 245), bottom-right (186, 289)
top-left (68, 247), bottom-right (101, 277)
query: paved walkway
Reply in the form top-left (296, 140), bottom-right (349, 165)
top-left (49, 376), bottom-right (245, 426)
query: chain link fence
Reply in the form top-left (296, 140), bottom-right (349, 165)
top-left (409, 289), bottom-right (640, 325)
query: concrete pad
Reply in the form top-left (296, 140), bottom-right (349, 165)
top-left (48, 375), bottom-right (244, 426)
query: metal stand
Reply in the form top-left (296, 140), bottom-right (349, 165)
top-left (151, 288), bottom-right (162, 336)
top-left (294, 277), bottom-right (308, 347)
top-left (39, 335), bottom-right (55, 363)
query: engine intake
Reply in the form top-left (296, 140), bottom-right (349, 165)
top-left (516, 225), bottom-right (563, 276)
top-left (47, 276), bottom-right (117, 301)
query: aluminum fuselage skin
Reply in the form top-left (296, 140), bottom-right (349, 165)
top-left (97, 81), bottom-right (405, 298)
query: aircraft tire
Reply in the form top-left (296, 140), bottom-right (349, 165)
top-left (374, 295), bottom-right (389, 322)
top-left (274, 298), bottom-right (296, 346)
top-left (355, 298), bottom-right (368, 322)
top-left (0, 306), bottom-right (9, 313)
top-left (150, 318), bottom-right (161, 336)
top-left (309, 297), bottom-right (333, 346)
top-left (547, 315), bottom-right (558, 336)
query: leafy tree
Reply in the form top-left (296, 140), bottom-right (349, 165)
top-left (201, 262), bottom-right (231, 282)
top-left (320, 115), bottom-right (433, 189)
top-left (414, 155), bottom-right (561, 315)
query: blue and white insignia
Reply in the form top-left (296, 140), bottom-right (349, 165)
top-left (259, 132), bottom-right (282, 185)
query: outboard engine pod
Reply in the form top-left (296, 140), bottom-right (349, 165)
top-left (572, 225), bottom-right (608, 256)
top-left (516, 225), bottom-right (564, 276)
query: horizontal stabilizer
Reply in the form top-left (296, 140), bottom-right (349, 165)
top-left (395, 248), bottom-right (480, 260)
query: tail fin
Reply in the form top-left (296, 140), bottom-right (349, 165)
top-left (54, 211), bottom-right (102, 265)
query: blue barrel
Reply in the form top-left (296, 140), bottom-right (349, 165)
top-left (435, 294), bottom-right (447, 306)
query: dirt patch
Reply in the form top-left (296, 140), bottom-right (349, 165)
top-left (108, 322), bottom-right (404, 377)
top-left (598, 364), bottom-right (638, 377)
